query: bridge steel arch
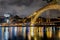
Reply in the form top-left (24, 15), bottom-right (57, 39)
top-left (31, 4), bottom-right (60, 25)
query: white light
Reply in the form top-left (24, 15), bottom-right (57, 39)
top-left (4, 27), bottom-right (9, 40)
top-left (7, 19), bottom-right (9, 23)
top-left (14, 27), bottom-right (17, 36)
top-left (4, 14), bottom-right (10, 17)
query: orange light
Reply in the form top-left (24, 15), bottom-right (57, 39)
top-left (46, 27), bottom-right (52, 38)
top-left (39, 27), bottom-right (44, 37)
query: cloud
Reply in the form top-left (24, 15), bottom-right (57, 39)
top-left (0, 0), bottom-right (48, 17)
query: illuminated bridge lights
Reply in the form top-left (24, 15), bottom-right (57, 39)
top-left (31, 4), bottom-right (60, 25)
top-left (0, 1), bottom-right (60, 40)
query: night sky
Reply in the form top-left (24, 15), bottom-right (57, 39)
top-left (0, 0), bottom-right (60, 18)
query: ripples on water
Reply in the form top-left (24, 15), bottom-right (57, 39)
top-left (0, 27), bottom-right (60, 40)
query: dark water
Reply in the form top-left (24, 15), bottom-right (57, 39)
top-left (0, 27), bottom-right (60, 40)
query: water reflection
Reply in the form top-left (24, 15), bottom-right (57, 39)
top-left (0, 26), bottom-right (60, 40)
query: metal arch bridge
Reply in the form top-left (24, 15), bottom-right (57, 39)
top-left (28, 1), bottom-right (60, 40)
top-left (28, 1), bottom-right (60, 26)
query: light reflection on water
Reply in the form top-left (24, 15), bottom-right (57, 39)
top-left (0, 26), bottom-right (60, 40)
